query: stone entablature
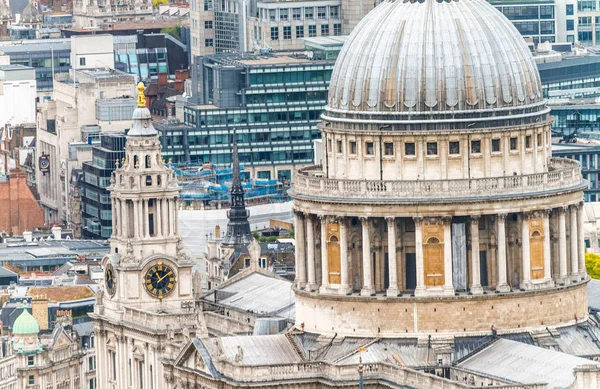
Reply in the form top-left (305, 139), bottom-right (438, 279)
top-left (293, 158), bottom-right (583, 202)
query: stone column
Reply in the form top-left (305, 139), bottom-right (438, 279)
top-left (155, 198), bottom-right (162, 237)
top-left (443, 217), bottom-right (454, 295)
top-left (143, 199), bottom-right (149, 238)
top-left (169, 199), bottom-right (175, 236)
top-left (138, 200), bottom-right (144, 239)
top-left (558, 207), bottom-right (569, 284)
top-left (578, 202), bottom-right (586, 279)
top-left (361, 217), bottom-right (375, 296)
top-left (339, 217), bottom-right (351, 295)
top-left (570, 205), bottom-right (579, 280)
top-left (543, 210), bottom-right (553, 285)
top-left (174, 198), bottom-right (180, 235)
top-left (306, 215), bottom-right (317, 291)
top-left (122, 200), bottom-right (129, 238)
top-left (162, 199), bottom-right (169, 238)
top-left (116, 199), bottom-right (122, 237)
top-left (496, 214), bottom-right (510, 292)
top-left (112, 200), bottom-right (117, 236)
top-left (294, 211), bottom-right (307, 288)
top-left (133, 199), bottom-right (140, 239)
top-left (414, 217), bottom-right (426, 295)
top-left (385, 217), bottom-right (399, 296)
top-left (319, 215), bottom-right (329, 292)
top-left (470, 216), bottom-right (483, 294)
top-left (521, 213), bottom-right (532, 289)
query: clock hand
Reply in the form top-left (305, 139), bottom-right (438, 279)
top-left (156, 271), bottom-right (173, 284)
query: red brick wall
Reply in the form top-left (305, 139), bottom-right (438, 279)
top-left (0, 174), bottom-right (45, 235)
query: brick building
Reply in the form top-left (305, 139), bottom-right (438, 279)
top-left (0, 173), bottom-right (44, 235)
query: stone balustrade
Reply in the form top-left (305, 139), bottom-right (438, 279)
top-left (293, 158), bottom-right (583, 201)
top-left (122, 306), bottom-right (198, 330)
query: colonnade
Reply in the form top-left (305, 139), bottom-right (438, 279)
top-left (111, 197), bottom-right (179, 239)
top-left (294, 203), bottom-right (587, 297)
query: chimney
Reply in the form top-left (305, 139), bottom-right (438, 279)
top-left (174, 80), bottom-right (184, 92)
top-left (158, 73), bottom-right (168, 87)
top-left (51, 225), bottom-right (62, 241)
top-left (23, 231), bottom-right (32, 242)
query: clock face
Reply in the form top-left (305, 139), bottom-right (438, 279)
top-left (40, 159), bottom-right (49, 169)
top-left (144, 262), bottom-right (176, 299)
top-left (105, 263), bottom-right (117, 297)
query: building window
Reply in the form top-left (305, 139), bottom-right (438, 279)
top-left (567, 19), bottom-right (574, 31)
top-left (271, 27), bottom-right (279, 40)
top-left (525, 135), bottom-right (531, 149)
top-left (510, 137), bottom-right (518, 151)
top-left (405, 142), bottom-right (416, 156)
top-left (321, 24), bottom-right (329, 36)
top-left (427, 142), bottom-right (438, 156)
top-left (333, 23), bottom-right (342, 36)
top-left (330, 5), bottom-right (339, 19)
top-left (269, 9), bottom-right (276, 21)
top-left (366, 142), bottom-right (374, 155)
top-left (79, 57), bottom-right (86, 66)
top-left (280, 8), bottom-right (288, 21)
top-left (349, 141), bottom-right (357, 154)
top-left (567, 4), bottom-right (574, 15)
top-left (337, 140), bottom-right (343, 153)
top-left (283, 26), bottom-right (291, 40)
top-left (537, 133), bottom-right (542, 147)
top-left (29, 376), bottom-right (35, 385)
top-left (449, 141), bottom-right (460, 155)
top-left (471, 140), bottom-right (481, 154)
top-left (309, 25), bottom-right (317, 37)
top-left (296, 25), bottom-right (304, 38)
top-left (205, 39), bottom-right (214, 47)
top-left (204, 0), bottom-right (212, 11)
top-left (384, 142), bottom-right (394, 156)
top-left (204, 20), bottom-right (213, 29)
top-left (28, 356), bottom-right (34, 366)
top-left (305, 7), bottom-right (314, 20)
top-left (492, 139), bottom-right (501, 152)
top-left (318, 6), bottom-right (327, 19)
top-left (292, 8), bottom-right (301, 20)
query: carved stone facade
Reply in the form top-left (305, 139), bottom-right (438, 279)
top-left (91, 84), bottom-right (207, 389)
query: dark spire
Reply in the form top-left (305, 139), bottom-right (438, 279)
top-left (221, 132), bottom-right (252, 247)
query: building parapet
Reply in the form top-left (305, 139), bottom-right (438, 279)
top-left (292, 158), bottom-right (584, 202)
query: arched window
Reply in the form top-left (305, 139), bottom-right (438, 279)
top-left (133, 155), bottom-right (139, 168)
top-left (330, 236), bottom-right (339, 242)
top-left (427, 237), bottom-right (440, 244)
top-left (532, 230), bottom-right (541, 237)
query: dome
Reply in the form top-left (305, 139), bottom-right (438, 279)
top-left (128, 82), bottom-right (158, 137)
top-left (327, 0), bottom-right (543, 118)
top-left (12, 304), bottom-right (40, 335)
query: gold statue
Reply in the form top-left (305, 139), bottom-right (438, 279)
top-left (137, 82), bottom-right (146, 107)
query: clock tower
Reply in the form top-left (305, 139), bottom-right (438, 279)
top-left (91, 83), bottom-right (207, 389)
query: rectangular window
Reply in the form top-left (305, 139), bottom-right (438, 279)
top-left (366, 142), bottom-right (374, 155)
top-left (280, 8), bottom-right (288, 21)
top-left (318, 6), bottom-right (327, 19)
top-left (427, 142), bottom-right (438, 156)
top-left (449, 141), bottom-right (460, 155)
top-left (471, 140), bottom-right (481, 154)
top-left (384, 142), bottom-right (394, 156)
top-left (292, 8), bottom-right (301, 20)
top-left (111, 351), bottom-right (117, 380)
top-left (510, 137), bottom-right (518, 151)
top-left (567, 19), bottom-right (574, 31)
top-left (296, 25), bottom-right (304, 38)
top-left (321, 24), bottom-right (329, 36)
top-left (283, 26), bottom-right (291, 40)
top-left (567, 4), bottom-right (574, 15)
top-left (537, 133), bottom-right (542, 147)
top-left (350, 141), bottom-right (357, 154)
top-left (271, 27), bottom-right (279, 40)
top-left (405, 142), bottom-right (416, 156)
top-left (330, 5), bottom-right (339, 19)
top-left (492, 139), bottom-right (501, 152)
top-left (333, 23), bottom-right (342, 36)
top-left (138, 360), bottom-right (144, 389)
top-left (525, 135), bottom-right (531, 149)
top-left (204, 20), bottom-right (213, 29)
top-left (29, 376), bottom-right (35, 385)
top-left (269, 9), bottom-right (276, 21)
top-left (204, 39), bottom-right (213, 47)
top-left (28, 356), bottom-right (34, 366)
top-left (79, 57), bottom-right (86, 66)
top-left (309, 25), bottom-right (317, 37)
top-left (305, 7), bottom-right (314, 19)
top-left (337, 140), bottom-right (343, 153)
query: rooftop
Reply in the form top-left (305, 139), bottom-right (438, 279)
top-left (28, 286), bottom-right (95, 302)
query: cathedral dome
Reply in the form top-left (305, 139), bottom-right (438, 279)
top-left (12, 305), bottom-right (39, 335)
top-left (327, 0), bottom-right (543, 118)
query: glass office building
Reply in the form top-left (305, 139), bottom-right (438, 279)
top-left (81, 134), bottom-right (126, 239)
top-left (171, 53), bottom-right (334, 181)
top-left (553, 142), bottom-right (600, 201)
